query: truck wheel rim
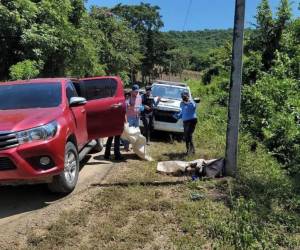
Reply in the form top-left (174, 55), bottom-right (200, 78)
top-left (64, 151), bottom-right (77, 183)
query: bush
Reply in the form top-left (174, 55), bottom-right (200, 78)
top-left (241, 74), bottom-right (300, 174)
top-left (9, 60), bottom-right (41, 80)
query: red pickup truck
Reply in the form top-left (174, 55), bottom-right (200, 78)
top-left (0, 77), bottom-right (126, 193)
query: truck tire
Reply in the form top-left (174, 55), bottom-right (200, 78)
top-left (48, 142), bottom-right (79, 194)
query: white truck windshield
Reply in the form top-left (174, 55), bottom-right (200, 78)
top-left (152, 85), bottom-right (188, 100)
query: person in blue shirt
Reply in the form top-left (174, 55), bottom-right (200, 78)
top-left (175, 91), bottom-right (198, 155)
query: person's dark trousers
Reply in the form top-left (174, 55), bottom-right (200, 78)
top-left (104, 135), bottom-right (121, 159)
top-left (183, 118), bottom-right (197, 155)
top-left (141, 115), bottom-right (153, 143)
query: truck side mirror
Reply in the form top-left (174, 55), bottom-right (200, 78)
top-left (194, 97), bottom-right (201, 103)
top-left (70, 97), bottom-right (87, 106)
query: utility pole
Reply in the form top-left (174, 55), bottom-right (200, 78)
top-left (225, 0), bottom-right (246, 176)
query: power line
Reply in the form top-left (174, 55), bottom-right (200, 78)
top-left (182, 0), bottom-right (192, 31)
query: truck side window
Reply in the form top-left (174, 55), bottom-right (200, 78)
top-left (82, 79), bottom-right (117, 101)
top-left (66, 82), bottom-right (78, 102)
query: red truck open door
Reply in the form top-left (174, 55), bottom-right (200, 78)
top-left (79, 76), bottom-right (126, 140)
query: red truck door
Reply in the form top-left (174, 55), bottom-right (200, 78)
top-left (79, 76), bottom-right (126, 140)
top-left (66, 81), bottom-right (88, 150)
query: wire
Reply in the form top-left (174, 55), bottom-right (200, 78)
top-left (182, 0), bottom-right (192, 31)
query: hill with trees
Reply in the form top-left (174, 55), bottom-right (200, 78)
top-left (165, 29), bottom-right (233, 54)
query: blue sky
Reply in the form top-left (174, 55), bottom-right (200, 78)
top-left (86, 0), bottom-right (299, 31)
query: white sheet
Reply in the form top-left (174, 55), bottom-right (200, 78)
top-left (121, 123), bottom-right (153, 161)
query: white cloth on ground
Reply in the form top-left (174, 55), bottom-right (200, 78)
top-left (157, 159), bottom-right (221, 176)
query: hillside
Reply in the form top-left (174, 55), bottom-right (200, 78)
top-left (165, 29), bottom-right (233, 54)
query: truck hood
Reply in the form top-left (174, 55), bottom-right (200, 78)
top-left (156, 98), bottom-right (181, 111)
top-left (0, 108), bottom-right (62, 132)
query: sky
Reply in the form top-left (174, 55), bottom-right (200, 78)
top-left (86, 0), bottom-right (300, 31)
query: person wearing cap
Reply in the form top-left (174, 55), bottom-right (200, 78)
top-left (174, 91), bottom-right (198, 155)
top-left (126, 84), bottom-right (143, 128)
top-left (141, 85), bottom-right (155, 144)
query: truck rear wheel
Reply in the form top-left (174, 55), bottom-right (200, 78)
top-left (48, 142), bottom-right (79, 194)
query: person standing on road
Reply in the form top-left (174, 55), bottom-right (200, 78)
top-left (104, 136), bottom-right (123, 161)
top-left (121, 84), bottom-right (143, 152)
top-left (122, 89), bottom-right (131, 151)
top-left (127, 84), bottom-right (143, 128)
top-left (104, 90), bottom-right (134, 161)
top-left (141, 85), bottom-right (154, 144)
top-left (175, 91), bottom-right (198, 155)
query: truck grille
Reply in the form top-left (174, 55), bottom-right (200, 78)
top-left (154, 110), bottom-right (179, 123)
top-left (0, 132), bottom-right (19, 150)
top-left (0, 157), bottom-right (17, 171)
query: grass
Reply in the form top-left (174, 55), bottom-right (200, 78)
top-left (24, 79), bottom-right (300, 250)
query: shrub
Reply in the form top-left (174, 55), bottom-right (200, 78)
top-left (241, 74), bottom-right (300, 174)
top-left (9, 60), bottom-right (41, 80)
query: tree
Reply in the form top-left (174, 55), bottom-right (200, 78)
top-left (89, 6), bottom-right (142, 83)
top-left (111, 3), bottom-right (168, 82)
top-left (274, 0), bottom-right (292, 52)
top-left (252, 0), bottom-right (275, 70)
top-left (0, 0), bottom-right (37, 79)
top-left (247, 0), bottom-right (292, 71)
top-left (112, 3), bottom-right (163, 34)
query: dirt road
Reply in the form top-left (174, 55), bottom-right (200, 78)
top-left (0, 151), bottom-right (120, 249)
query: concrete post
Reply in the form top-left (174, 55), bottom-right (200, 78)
top-left (225, 0), bottom-right (246, 176)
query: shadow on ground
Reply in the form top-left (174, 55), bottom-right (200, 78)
top-left (0, 184), bottom-right (64, 220)
top-left (93, 153), bottom-right (139, 162)
top-left (144, 130), bottom-right (183, 144)
top-left (0, 155), bottom-right (95, 220)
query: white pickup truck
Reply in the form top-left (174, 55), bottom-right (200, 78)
top-left (149, 80), bottom-right (200, 134)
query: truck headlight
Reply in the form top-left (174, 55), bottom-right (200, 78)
top-left (17, 121), bottom-right (58, 145)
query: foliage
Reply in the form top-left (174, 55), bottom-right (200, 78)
top-left (242, 73), bottom-right (300, 173)
top-left (241, 0), bottom-right (299, 174)
top-left (0, 1), bottom-right (170, 81)
top-left (111, 3), bottom-right (173, 82)
top-left (89, 6), bottom-right (141, 77)
top-left (9, 59), bottom-right (41, 80)
top-left (199, 0), bottom-right (299, 175)
top-left (165, 29), bottom-right (234, 72)
top-left (201, 42), bottom-right (232, 84)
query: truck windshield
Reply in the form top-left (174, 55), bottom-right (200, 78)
top-left (0, 83), bottom-right (62, 110)
top-left (152, 85), bottom-right (188, 100)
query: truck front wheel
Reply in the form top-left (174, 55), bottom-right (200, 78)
top-left (48, 142), bottom-right (79, 193)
